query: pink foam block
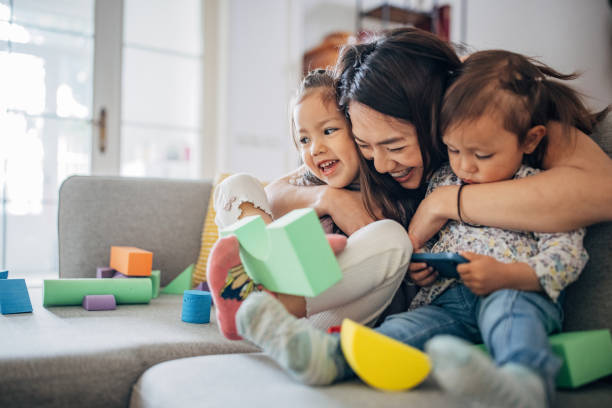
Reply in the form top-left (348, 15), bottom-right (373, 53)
top-left (96, 267), bottom-right (116, 279)
top-left (82, 294), bottom-right (116, 311)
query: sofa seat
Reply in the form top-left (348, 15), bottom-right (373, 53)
top-left (0, 288), bottom-right (258, 408)
top-left (130, 352), bottom-right (612, 408)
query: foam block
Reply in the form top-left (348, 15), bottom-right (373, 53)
top-left (43, 279), bottom-right (151, 306)
top-left (150, 270), bottom-right (161, 298)
top-left (340, 318), bottom-right (430, 391)
top-left (0, 270), bottom-right (8, 279)
top-left (161, 264), bottom-right (194, 294)
top-left (82, 294), bottom-right (116, 311)
top-left (109, 246), bottom-right (153, 276)
top-left (0, 279), bottom-right (33, 314)
top-left (96, 267), bottom-right (115, 279)
top-left (181, 290), bottom-right (212, 324)
top-left (551, 330), bottom-right (612, 388)
top-left (112, 271), bottom-right (128, 278)
top-left (194, 281), bottom-right (209, 292)
top-left (475, 329), bottom-right (612, 388)
top-left (220, 208), bottom-right (342, 297)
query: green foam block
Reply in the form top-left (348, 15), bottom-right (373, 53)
top-left (551, 329), bottom-right (612, 388)
top-left (220, 208), bottom-right (342, 297)
top-left (43, 279), bottom-right (152, 306)
top-left (150, 270), bottom-right (161, 298)
top-left (161, 264), bottom-right (193, 294)
top-left (474, 329), bottom-right (612, 388)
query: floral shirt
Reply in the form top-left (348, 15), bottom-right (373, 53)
top-left (409, 164), bottom-right (588, 309)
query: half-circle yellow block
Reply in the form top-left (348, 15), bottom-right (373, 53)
top-left (340, 318), bottom-right (431, 391)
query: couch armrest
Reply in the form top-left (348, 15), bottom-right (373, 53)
top-left (58, 175), bottom-right (212, 285)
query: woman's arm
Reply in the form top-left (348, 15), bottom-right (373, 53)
top-left (265, 166), bottom-right (376, 235)
top-left (409, 124), bottom-right (612, 248)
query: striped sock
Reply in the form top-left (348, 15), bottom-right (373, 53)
top-left (236, 291), bottom-right (349, 385)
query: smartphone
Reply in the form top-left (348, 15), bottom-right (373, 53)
top-left (410, 252), bottom-right (468, 279)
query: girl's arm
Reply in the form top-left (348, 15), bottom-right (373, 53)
top-left (409, 124), bottom-right (612, 248)
top-left (265, 166), bottom-right (376, 235)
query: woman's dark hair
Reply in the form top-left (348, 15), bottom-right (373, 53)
top-left (441, 50), bottom-right (609, 168)
top-left (335, 28), bottom-right (461, 227)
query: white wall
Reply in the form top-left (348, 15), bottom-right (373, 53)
top-left (216, 0), bottom-right (611, 179)
top-left (464, 0), bottom-right (611, 111)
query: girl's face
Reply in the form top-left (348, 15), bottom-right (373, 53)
top-left (443, 115), bottom-right (528, 184)
top-left (294, 90), bottom-right (360, 188)
top-left (349, 102), bottom-right (424, 189)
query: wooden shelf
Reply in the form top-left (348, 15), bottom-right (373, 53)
top-left (360, 4), bottom-right (431, 26)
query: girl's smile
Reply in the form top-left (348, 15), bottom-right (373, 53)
top-left (293, 91), bottom-right (360, 188)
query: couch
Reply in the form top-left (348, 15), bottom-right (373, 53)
top-left (0, 116), bottom-right (610, 408)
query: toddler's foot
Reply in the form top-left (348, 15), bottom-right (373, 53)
top-left (207, 235), bottom-right (258, 340)
top-left (236, 291), bottom-right (350, 385)
top-left (425, 335), bottom-right (547, 408)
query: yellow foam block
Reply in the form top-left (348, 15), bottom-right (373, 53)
top-left (340, 319), bottom-right (431, 391)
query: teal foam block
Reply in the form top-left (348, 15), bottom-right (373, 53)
top-left (220, 208), bottom-right (342, 297)
top-left (43, 279), bottom-right (152, 306)
top-left (0, 270), bottom-right (8, 279)
top-left (181, 290), bottom-right (211, 324)
top-left (0, 279), bottom-right (33, 314)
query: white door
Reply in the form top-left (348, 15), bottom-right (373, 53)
top-left (0, 0), bottom-right (202, 283)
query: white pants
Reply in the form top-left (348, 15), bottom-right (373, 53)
top-left (214, 173), bottom-right (412, 329)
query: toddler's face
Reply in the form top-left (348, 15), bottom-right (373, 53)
top-left (443, 115), bottom-right (527, 184)
top-left (294, 91), bottom-right (360, 188)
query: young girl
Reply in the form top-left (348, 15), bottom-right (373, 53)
top-left (231, 50), bottom-right (603, 408)
top-left (208, 69), bottom-right (412, 339)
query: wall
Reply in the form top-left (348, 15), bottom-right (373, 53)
top-left (216, 0), bottom-right (611, 179)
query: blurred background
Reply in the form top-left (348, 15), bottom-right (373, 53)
top-left (0, 0), bottom-right (610, 281)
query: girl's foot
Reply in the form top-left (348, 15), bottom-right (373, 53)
top-left (236, 291), bottom-right (351, 385)
top-left (425, 335), bottom-right (547, 408)
top-left (207, 235), bottom-right (257, 340)
top-left (207, 234), bottom-right (348, 340)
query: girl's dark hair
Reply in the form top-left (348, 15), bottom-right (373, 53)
top-left (335, 28), bottom-right (461, 226)
top-left (290, 69), bottom-right (343, 186)
top-left (441, 50), bottom-right (609, 168)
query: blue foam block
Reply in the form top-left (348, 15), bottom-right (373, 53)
top-left (0, 270), bottom-right (8, 279)
top-left (181, 290), bottom-right (211, 324)
top-left (0, 279), bottom-right (33, 314)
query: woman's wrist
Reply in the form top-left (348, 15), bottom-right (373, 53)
top-left (434, 185), bottom-right (460, 221)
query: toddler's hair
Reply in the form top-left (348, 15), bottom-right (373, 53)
top-left (289, 69), bottom-right (341, 186)
top-left (441, 50), bottom-right (608, 167)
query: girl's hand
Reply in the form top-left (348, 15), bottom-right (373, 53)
top-left (319, 187), bottom-right (376, 235)
top-left (456, 251), bottom-right (511, 296)
top-left (408, 185), bottom-right (458, 249)
top-left (408, 261), bottom-right (437, 287)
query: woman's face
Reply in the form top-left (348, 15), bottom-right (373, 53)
top-left (349, 101), bottom-right (423, 189)
top-left (294, 90), bottom-right (360, 188)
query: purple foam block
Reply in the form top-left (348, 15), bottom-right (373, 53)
top-left (96, 267), bottom-right (116, 279)
top-left (194, 281), bottom-right (210, 291)
top-left (82, 294), bottom-right (116, 311)
top-left (112, 271), bottom-right (128, 279)
top-left (194, 281), bottom-right (213, 305)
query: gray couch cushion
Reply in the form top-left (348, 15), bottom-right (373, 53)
top-left (58, 175), bottom-right (213, 285)
top-left (129, 353), bottom-right (612, 408)
top-left (0, 288), bottom-right (257, 408)
top-left (563, 113), bottom-right (612, 332)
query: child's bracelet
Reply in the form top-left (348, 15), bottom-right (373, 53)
top-left (457, 183), bottom-right (483, 228)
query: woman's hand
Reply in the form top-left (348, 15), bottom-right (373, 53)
top-left (318, 187), bottom-right (376, 235)
top-left (408, 261), bottom-right (437, 287)
top-left (408, 185), bottom-right (458, 248)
